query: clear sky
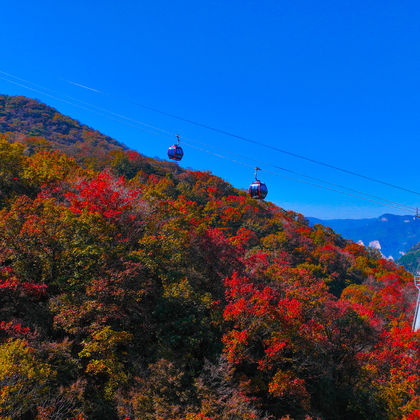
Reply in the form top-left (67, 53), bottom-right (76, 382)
top-left (1, 0), bottom-right (419, 218)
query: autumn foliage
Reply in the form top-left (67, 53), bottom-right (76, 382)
top-left (0, 98), bottom-right (418, 419)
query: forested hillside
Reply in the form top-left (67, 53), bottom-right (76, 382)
top-left (398, 243), bottom-right (420, 275)
top-left (0, 96), bottom-right (418, 420)
top-left (0, 95), bottom-right (123, 161)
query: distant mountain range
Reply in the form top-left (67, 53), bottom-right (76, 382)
top-left (307, 213), bottom-right (420, 261)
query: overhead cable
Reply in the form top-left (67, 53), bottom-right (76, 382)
top-left (58, 74), bottom-right (420, 197)
top-left (0, 72), bottom-right (416, 214)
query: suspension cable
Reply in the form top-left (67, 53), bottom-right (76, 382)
top-left (2, 68), bottom-right (419, 196)
top-left (56, 73), bottom-right (420, 196)
top-left (0, 72), bottom-right (416, 214)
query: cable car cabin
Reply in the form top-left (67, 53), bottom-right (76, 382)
top-left (167, 144), bottom-right (183, 161)
top-left (249, 181), bottom-right (268, 200)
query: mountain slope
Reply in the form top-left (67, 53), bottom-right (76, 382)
top-left (398, 242), bottom-right (420, 274)
top-left (308, 213), bottom-right (420, 260)
top-left (0, 94), bottom-right (124, 156)
top-left (0, 94), bottom-right (186, 176)
top-left (0, 95), bottom-right (418, 420)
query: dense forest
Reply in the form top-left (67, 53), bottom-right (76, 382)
top-left (398, 243), bottom-right (420, 275)
top-left (0, 96), bottom-right (418, 419)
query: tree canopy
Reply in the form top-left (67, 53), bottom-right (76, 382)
top-left (0, 97), bottom-right (418, 419)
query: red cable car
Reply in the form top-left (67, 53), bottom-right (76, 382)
top-left (249, 167), bottom-right (268, 199)
top-left (168, 135), bottom-right (184, 161)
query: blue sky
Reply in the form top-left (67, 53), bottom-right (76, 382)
top-left (1, 0), bottom-right (419, 218)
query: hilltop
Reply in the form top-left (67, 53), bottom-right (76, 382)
top-left (0, 94), bottom-right (124, 154)
top-left (0, 94), bottom-right (183, 175)
top-left (0, 96), bottom-right (418, 420)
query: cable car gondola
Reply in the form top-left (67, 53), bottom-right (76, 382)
top-left (249, 167), bottom-right (268, 200)
top-left (168, 135), bottom-right (184, 161)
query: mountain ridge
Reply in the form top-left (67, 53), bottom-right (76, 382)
top-left (0, 94), bottom-right (125, 158)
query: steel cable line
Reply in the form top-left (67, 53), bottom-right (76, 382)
top-left (0, 73), bottom-right (174, 137)
top-left (0, 76), bottom-right (164, 134)
top-left (3, 68), bottom-right (419, 197)
top-left (178, 133), bottom-right (417, 213)
top-left (2, 69), bottom-right (419, 207)
top-left (54, 74), bottom-right (420, 197)
top-left (3, 67), bottom-right (420, 196)
top-left (1, 71), bottom-right (417, 212)
top-left (181, 140), bottom-right (416, 213)
top-left (0, 73), bottom-right (416, 213)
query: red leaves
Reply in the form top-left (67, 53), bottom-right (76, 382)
top-left (0, 321), bottom-right (33, 338)
top-left (277, 296), bottom-right (302, 321)
top-left (21, 282), bottom-right (47, 297)
top-left (402, 409), bottom-right (420, 420)
top-left (263, 338), bottom-right (287, 361)
top-left (268, 370), bottom-right (309, 406)
top-left (0, 267), bottom-right (19, 291)
top-left (65, 172), bottom-right (139, 220)
top-left (374, 323), bottom-right (419, 362)
top-left (223, 271), bottom-right (302, 368)
top-left (127, 151), bottom-right (141, 162)
top-left (229, 227), bottom-right (256, 249)
top-left (355, 321), bottom-right (420, 417)
top-left (0, 132), bottom-right (419, 418)
top-left (206, 186), bottom-right (218, 196)
top-left (222, 329), bottom-right (249, 364)
top-left (342, 271), bottom-right (415, 326)
top-left (0, 266), bottom-right (47, 297)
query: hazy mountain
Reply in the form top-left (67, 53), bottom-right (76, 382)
top-left (307, 213), bottom-right (420, 260)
